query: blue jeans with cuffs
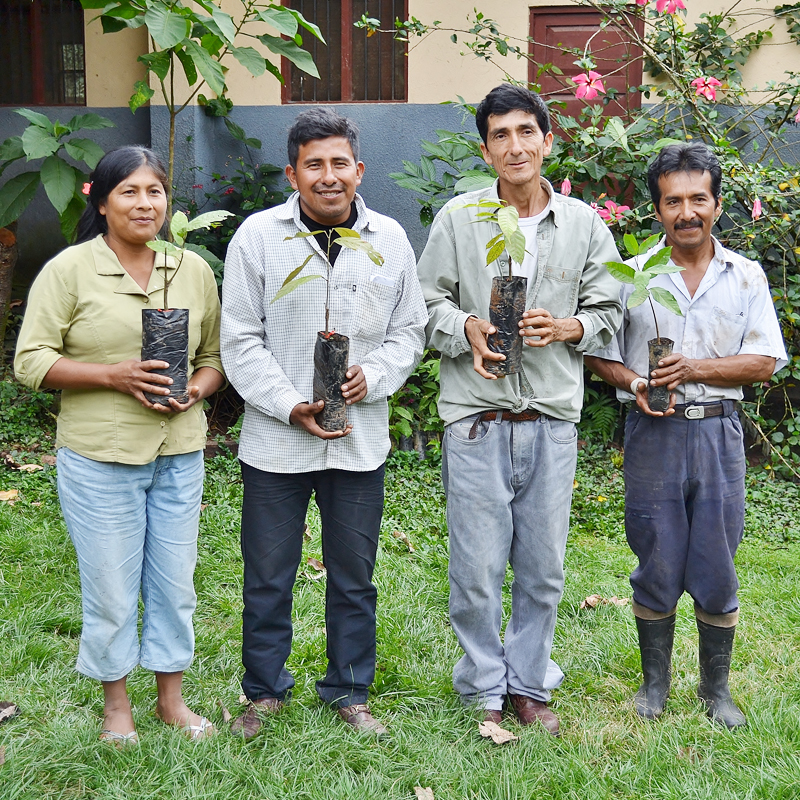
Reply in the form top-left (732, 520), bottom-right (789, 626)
top-left (57, 447), bottom-right (204, 682)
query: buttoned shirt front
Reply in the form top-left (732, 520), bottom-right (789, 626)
top-left (590, 237), bottom-right (788, 403)
top-left (14, 235), bottom-right (223, 464)
top-left (416, 179), bottom-right (623, 425)
top-left (220, 192), bottom-right (427, 474)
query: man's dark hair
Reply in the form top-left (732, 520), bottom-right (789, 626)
top-left (475, 84), bottom-right (551, 143)
top-left (287, 107), bottom-right (360, 168)
top-left (647, 142), bottom-right (722, 210)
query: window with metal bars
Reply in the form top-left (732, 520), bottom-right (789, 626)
top-left (1, 0), bottom-right (86, 106)
top-left (284, 0), bottom-right (407, 103)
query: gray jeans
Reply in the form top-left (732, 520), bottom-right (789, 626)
top-left (442, 413), bottom-right (577, 709)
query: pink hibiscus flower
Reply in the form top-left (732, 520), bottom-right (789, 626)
top-left (691, 76), bottom-right (722, 101)
top-left (596, 200), bottom-right (631, 223)
top-left (560, 178), bottom-right (572, 197)
top-left (752, 198), bottom-right (762, 220)
top-left (655, 0), bottom-right (686, 13)
top-left (573, 71), bottom-right (606, 101)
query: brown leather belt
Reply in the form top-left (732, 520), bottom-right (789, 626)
top-left (469, 409), bottom-right (541, 439)
top-left (672, 402), bottom-right (730, 420)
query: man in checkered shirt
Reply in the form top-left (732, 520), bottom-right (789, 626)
top-left (221, 108), bottom-right (426, 738)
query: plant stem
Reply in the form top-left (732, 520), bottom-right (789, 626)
top-left (649, 295), bottom-right (660, 340)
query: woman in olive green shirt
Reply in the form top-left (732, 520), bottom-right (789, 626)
top-left (15, 146), bottom-right (224, 744)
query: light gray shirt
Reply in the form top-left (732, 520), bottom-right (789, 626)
top-left (417, 179), bottom-right (623, 425)
top-left (589, 237), bottom-right (788, 403)
top-left (221, 192), bottom-right (427, 473)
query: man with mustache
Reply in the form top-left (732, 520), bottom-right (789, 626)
top-left (221, 107), bottom-right (426, 738)
top-left (586, 143), bottom-right (786, 728)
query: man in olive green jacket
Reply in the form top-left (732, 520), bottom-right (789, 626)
top-left (417, 84), bottom-right (621, 734)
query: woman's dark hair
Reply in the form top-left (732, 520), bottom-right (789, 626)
top-left (647, 143), bottom-right (722, 211)
top-left (75, 146), bottom-right (168, 244)
top-left (287, 107), bottom-right (360, 168)
top-left (476, 84), bottom-right (551, 143)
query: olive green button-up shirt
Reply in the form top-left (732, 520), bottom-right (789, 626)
top-left (14, 235), bottom-right (223, 465)
top-left (417, 180), bottom-right (623, 425)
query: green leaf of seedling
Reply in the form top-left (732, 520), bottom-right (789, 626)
top-left (627, 285), bottom-right (649, 308)
top-left (0, 136), bottom-right (25, 168)
top-left (645, 262), bottom-right (684, 276)
top-left (185, 209), bottom-right (234, 232)
top-left (231, 46), bottom-right (267, 77)
top-left (336, 237), bottom-right (385, 266)
top-left (147, 239), bottom-right (183, 258)
top-left (14, 108), bottom-right (55, 133)
top-left (258, 35), bottom-right (319, 78)
top-left (633, 270), bottom-right (650, 291)
top-left (640, 233), bottom-right (662, 253)
top-left (170, 210), bottom-right (189, 245)
top-left (496, 204), bottom-right (520, 240)
top-left (40, 156), bottom-right (78, 214)
top-left (271, 274), bottom-right (324, 303)
top-left (129, 80), bottom-right (155, 114)
top-left (623, 233), bottom-right (639, 257)
top-left (506, 228), bottom-right (526, 266)
top-left (21, 126), bottom-right (60, 160)
top-left (284, 231), bottom-right (319, 240)
top-left (605, 261), bottom-right (637, 283)
top-left (642, 247), bottom-right (672, 271)
top-left (486, 238), bottom-right (506, 265)
top-left (0, 171), bottom-right (40, 228)
top-left (280, 252), bottom-right (316, 287)
top-left (333, 227), bottom-right (360, 238)
top-left (651, 286), bottom-right (683, 317)
top-left (64, 138), bottom-right (105, 169)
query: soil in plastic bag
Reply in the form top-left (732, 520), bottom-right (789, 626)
top-left (485, 275), bottom-right (527, 376)
top-left (313, 331), bottom-right (350, 432)
top-left (141, 308), bottom-right (190, 407)
top-left (647, 337), bottom-right (674, 412)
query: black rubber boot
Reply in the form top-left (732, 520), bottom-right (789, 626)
top-left (634, 614), bottom-right (675, 719)
top-left (697, 619), bottom-right (747, 729)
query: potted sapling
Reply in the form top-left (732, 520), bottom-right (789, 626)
top-left (143, 209), bottom-right (232, 406)
top-left (605, 233), bottom-right (684, 412)
top-left (455, 198), bottom-right (528, 376)
top-left (271, 227), bottom-right (384, 432)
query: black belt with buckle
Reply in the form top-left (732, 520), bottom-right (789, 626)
top-left (469, 409), bottom-right (541, 439)
top-left (672, 401), bottom-right (736, 420)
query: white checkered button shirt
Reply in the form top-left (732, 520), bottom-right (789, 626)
top-left (221, 192), bottom-right (427, 473)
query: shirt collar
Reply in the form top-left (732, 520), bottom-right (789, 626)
top-left (488, 177), bottom-right (559, 225)
top-left (278, 191), bottom-right (378, 233)
top-left (90, 233), bottom-right (178, 276)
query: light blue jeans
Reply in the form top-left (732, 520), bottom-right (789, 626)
top-left (57, 447), bottom-right (204, 682)
top-left (442, 413), bottom-right (577, 710)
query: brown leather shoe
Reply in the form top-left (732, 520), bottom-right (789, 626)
top-left (230, 697), bottom-right (284, 740)
top-left (507, 693), bottom-right (560, 736)
top-left (337, 704), bottom-right (388, 736)
top-left (483, 709), bottom-right (503, 724)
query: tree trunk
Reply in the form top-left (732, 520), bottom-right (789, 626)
top-left (0, 225), bottom-right (18, 352)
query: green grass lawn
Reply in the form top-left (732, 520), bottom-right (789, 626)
top-left (1, 447), bottom-right (799, 800)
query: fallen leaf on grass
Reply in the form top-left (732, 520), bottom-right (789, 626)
top-left (307, 557), bottom-right (326, 576)
top-left (217, 700), bottom-right (231, 723)
top-left (0, 745), bottom-right (5, 765)
top-left (677, 746), bottom-right (699, 763)
top-left (2, 455), bottom-right (19, 469)
top-left (478, 720), bottom-right (519, 744)
top-left (200, 503), bottom-right (208, 512)
top-left (0, 490), bottom-right (18, 504)
top-left (238, 694), bottom-right (247, 705)
top-left (41, 455), bottom-right (56, 466)
top-left (18, 464), bottom-right (43, 473)
top-left (414, 788), bottom-right (434, 800)
top-left (303, 523), bottom-right (311, 542)
top-left (392, 529), bottom-right (415, 553)
top-left (580, 594), bottom-right (630, 610)
top-left (0, 703), bottom-right (18, 723)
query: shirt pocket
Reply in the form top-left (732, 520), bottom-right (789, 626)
top-left (533, 266), bottom-right (582, 319)
top-left (710, 305), bottom-right (746, 357)
top-left (353, 280), bottom-right (397, 343)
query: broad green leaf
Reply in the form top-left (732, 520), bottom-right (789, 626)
top-left (627, 285), bottom-right (649, 309)
top-left (604, 117), bottom-right (629, 151)
top-left (21, 126), bottom-right (60, 160)
top-left (640, 233), bottom-right (662, 253)
top-left (454, 172), bottom-right (495, 193)
top-left (210, 6), bottom-right (237, 43)
top-left (223, 118), bottom-right (247, 142)
top-left (496, 204), bottom-right (519, 241)
top-left (623, 233), bottom-right (639, 257)
top-left (486, 238), bottom-right (506, 265)
top-left (147, 239), bottom-right (182, 258)
top-left (184, 39), bottom-right (226, 96)
top-left (0, 136), bottom-right (25, 162)
top-left (185, 242), bottom-right (224, 276)
top-left (633, 270), bottom-right (650, 290)
top-left (506, 228), bottom-right (526, 266)
top-left (263, 58), bottom-right (284, 83)
top-left (653, 137), bottom-right (684, 151)
top-left (64, 138), bottom-right (105, 169)
top-left (284, 231), bottom-right (317, 240)
top-left (59, 195), bottom-right (86, 243)
top-left (289, 8), bottom-right (324, 42)
top-left (0, 171), bottom-right (40, 228)
top-left (79, 0), bottom-right (119, 8)
top-left (185, 209), bottom-right (234, 232)
top-left (645, 262), bottom-right (684, 276)
top-left (66, 112), bottom-right (115, 132)
top-left (40, 156), bottom-right (78, 214)
top-left (337, 237), bottom-right (385, 266)
top-left (200, 32), bottom-right (225, 57)
top-left (231, 46), bottom-right (267, 77)
top-left (605, 261), bottom-right (637, 283)
top-left (651, 286), bottom-right (683, 317)
top-left (257, 7), bottom-right (299, 37)
top-left (144, 4), bottom-right (191, 49)
top-left (175, 47), bottom-right (198, 86)
top-left (101, 14), bottom-right (130, 34)
top-left (280, 252), bottom-right (316, 287)
top-left (170, 210), bottom-right (190, 245)
top-left (257, 34), bottom-right (319, 78)
top-left (271, 273), bottom-right (324, 303)
top-left (138, 50), bottom-right (172, 81)
top-left (129, 80), bottom-right (155, 113)
top-left (14, 108), bottom-right (55, 132)
top-left (333, 227), bottom-right (360, 238)
top-left (642, 247), bottom-right (672, 271)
